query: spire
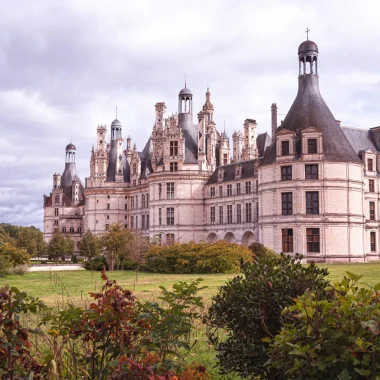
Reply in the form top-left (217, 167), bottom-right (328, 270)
top-left (305, 27), bottom-right (310, 40)
top-left (116, 106), bottom-right (118, 119)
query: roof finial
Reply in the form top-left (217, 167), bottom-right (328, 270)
top-left (305, 27), bottom-right (310, 41)
top-left (224, 120), bottom-right (226, 133)
top-left (116, 106), bottom-right (118, 119)
top-left (185, 74), bottom-right (187, 88)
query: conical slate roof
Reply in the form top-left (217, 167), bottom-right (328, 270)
top-left (262, 41), bottom-right (361, 165)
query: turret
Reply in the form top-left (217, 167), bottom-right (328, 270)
top-left (53, 173), bottom-right (61, 189)
top-left (178, 84), bottom-right (193, 132)
top-left (243, 119), bottom-right (258, 160)
top-left (219, 128), bottom-right (230, 166)
top-left (232, 131), bottom-right (244, 162)
top-left (106, 118), bottom-right (124, 182)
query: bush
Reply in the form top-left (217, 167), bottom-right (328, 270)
top-left (249, 242), bottom-right (278, 260)
top-left (269, 272), bottom-right (380, 379)
top-left (83, 256), bottom-right (108, 271)
top-left (144, 241), bottom-right (253, 274)
top-left (6, 264), bottom-right (29, 276)
top-left (206, 253), bottom-right (330, 379)
top-left (0, 255), bottom-right (11, 277)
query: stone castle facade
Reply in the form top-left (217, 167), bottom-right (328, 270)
top-left (43, 39), bottom-right (380, 262)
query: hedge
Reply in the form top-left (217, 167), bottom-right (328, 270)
top-left (144, 241), bottom-right (253, 274)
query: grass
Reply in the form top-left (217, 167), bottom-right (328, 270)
top-left (2, 262), bottom-right (380, 307)
top-left (2, 262), bottom-right (380, 379)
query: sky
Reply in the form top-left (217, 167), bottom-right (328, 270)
top-left (1, 0), bottom-right (380, 230)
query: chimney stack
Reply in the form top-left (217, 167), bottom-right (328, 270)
top-left (271, 103), bottom-right (278, 138)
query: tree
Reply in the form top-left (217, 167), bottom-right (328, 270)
top-left (78, 231), bottom-right (101, 259)
top-left (206, 253), bottom-right (330, 379)
top-left (100, 224), bottom-right (129, 271)
top-left (16, 226), bottom-right (45, 258)
top-left (0, 243), bottom-right (30, 267)
top-left (64, 235), bottom-right (75, 259)
top-left (124, 229), bottom-right (151, 270)
top-left (46, 232), bottom-right (67, 261)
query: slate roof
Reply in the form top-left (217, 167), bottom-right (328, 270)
top-left (261, 74), bottom-right (361, 165)
top-left (341, 126), bottom-right (379, 156)
top-left (206, 159), bottom-right (257, 185)
top-left (256, 132), bottom-right (271, 157)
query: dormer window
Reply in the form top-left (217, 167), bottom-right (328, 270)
top-left (368, 158), bottom-right (374, 171)
top-left (218, 168), bottom-right (224, 181)
top-left (307, 139), bottom-right (317, 154)
top-left (281, 141), bottom-right (289, 156)
top-left (235, 165), bottom-right (241, 177)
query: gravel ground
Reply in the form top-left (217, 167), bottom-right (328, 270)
top-left (29, 265), bottom-right (84, 272)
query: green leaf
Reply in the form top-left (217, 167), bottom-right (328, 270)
top-left (354, 368), bottom-right (372, 376)
top-left (338, 368), bottom-right (352, 380)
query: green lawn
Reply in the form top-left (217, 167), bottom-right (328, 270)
top-left (2, 262), bottom-right (380, 308)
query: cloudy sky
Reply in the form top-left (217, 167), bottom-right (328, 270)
top-left (1, 0), bottom-right (380, 230)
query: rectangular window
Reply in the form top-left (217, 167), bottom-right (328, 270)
top-left (62, 227), bottom-right (66, 233)
top-left (308, 139), bottom-right (317, 154)
top-left (223, 153), bottom-right (228, 165)
top-left (131, 216), bottom-right (134, 229)
top-left (170, 141), bottom-right (178, 156)
top-left (245, 203), bottom-right (252, 223)
top-left (130, 197), bottom-right (134, 210)
top-left (166, 207), bottom-right (174, 225)
top-left (307, 228), bottom-right (320, 252)
top-left (166, 233), bottom-right (175, 245)
top-left (166, 182), bottom-right (175, 199)
top-left (146, 214), bottom-right (149, 228)
top-left (369, 179), bottom-right (375, 192)
top-left (210, 206), bottom-right (215, 225)
top-left (146, 194), bottom-right (149, 207)
top-left (282, 229), bottom-right (293, 253)
top-left (136, 216), bottom-right (138, 229)
top-left (107, 203), bottom-right (110, 210)
top-left (170, 162), bottom-right (178, 171)
top-left (219, 185), bottom-right (223, 197)
top-left (305, 164), bottom-right (319, 180)
top-left (69, 227), bottom-right (74, 234)
top-left (158, 183), bottom-right (162, 199)
top-left (219, 206), bottom-right (223, 224)
top-left (210, 187), bottom-right (215, 198)
top-left (107, 215), bottom-right (109, 220)
top-left (281, 166), bottom-right (292, 181)
top-left (256, 201), bottom-right (259, 221)
top-left (227, 184), bottom-right (232, 196)
top-left (135, 195), bottom-right (138, 209)
top-left (142, 194), bottom-right (145, 208)
top-left (54, 220), bottom-right (59, 225)
top-left (245, 181), bottom-right (252, 194)
top-left (142, 215), bottom-right (145, 230)
top-left (158, 208), bottom-right (162, 226)
top-left (368, 158), bottom-right (374, 171)
top-left (282, 192), bottom-right (293, 215)
top-left (132, 179), bottom-right (136, 187)
top-left (370, 201), bottom-right (375, 220)
top-left (55, 195), bottom-right (60, 203)
top-left (371, 232), bottom-right (376, 252)
top-left (125, 203), bottom-right (128, 210)
top-left (306, 192), bottom-right (319, 214)
top-left (77, 226), bottom-right (81, 233)
top-left (281, 140), bottom-right (289, 156)
top-left (54, 208), bottom-right (59, 216)
top-left (236, 183), bottom-right (241, 195)
top-left (227, 205), bottom-right (233, 224)
top-left (237, 204), bottom-right (242, 223)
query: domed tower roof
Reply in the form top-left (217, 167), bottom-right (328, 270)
top-left (179, 87), bottom-right (192, 97)
top-left (298, 40), bottom-right (318, 54)
top-left (111, 118), bottom-right (122, 127)
top-left (261, 39), bottom-right (361, 165)
top-left (65, 143), bottom-right (76, 151)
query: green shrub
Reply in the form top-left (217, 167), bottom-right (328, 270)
top-left (249, 241), bottom-right (278, 260)
top-left (144, 241), bottom-right (253, 274)
top-left (6, 264), bottom-right (29, 276)
top-left (82, 256), bottom-right (108, 271)
top-left (0, 255), bottom-right (11, 277)
top-left (206, 253), bottom-right (330, 379)
top-left (269, 272), bottom-right (380, 379)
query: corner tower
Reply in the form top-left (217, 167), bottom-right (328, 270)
top-left (259, 38), bottom-right (364, 262)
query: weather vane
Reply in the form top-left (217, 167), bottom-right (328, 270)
top-left (306, 27), bottom-right (310, 40)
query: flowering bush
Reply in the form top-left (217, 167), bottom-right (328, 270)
top-left (144, 241), bottom-right (253, 274)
